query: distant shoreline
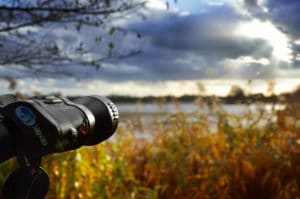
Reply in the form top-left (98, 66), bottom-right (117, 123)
top-left (11, 89), bottom-right (300, 104)
top-left (108, 91), bottom-right (300, 104)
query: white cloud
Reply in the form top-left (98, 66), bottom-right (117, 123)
top-left (235, 19), bottom-right (292, 64)
top-left (238, 56), bottom-right (270, 65)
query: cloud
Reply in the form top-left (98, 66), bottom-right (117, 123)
top-left (104, 3), bottom-right (276, 81)
top-left (2, 2), bottom-right (278, 81)
top-left (238, 0), bottom-right (300, 67)
top-left (240, 0), bottom-right (300, 39)
top-left (244, 0), bottom-right (259, 7)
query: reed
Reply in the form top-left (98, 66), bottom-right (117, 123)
top-left (0, 101), bottom-right (299, 198)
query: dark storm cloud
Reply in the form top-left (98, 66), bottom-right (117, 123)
top-left (130, 5), bottom-right (272, 59)
top-left (97, 4), bottom-right (274, 81)
top-left (0, 1), bottom-right (283, 81)
top-left (26, 3), bottom-right (269, 82)
top-left (266, 0), bottom-right (300, 38)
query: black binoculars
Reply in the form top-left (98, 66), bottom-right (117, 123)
top-left (0, 94), bottom-right (119, 198)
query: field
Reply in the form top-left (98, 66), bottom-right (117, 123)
top-left (0, 100), bottom-right (300, 199)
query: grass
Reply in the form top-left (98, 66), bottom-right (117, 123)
top-left (0, 100), bottom-right (299, 198)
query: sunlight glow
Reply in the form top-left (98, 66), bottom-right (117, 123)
top-left (262, 7), bottom-right (269, 13)
top-left (235, 19), bottom-right (292, 63)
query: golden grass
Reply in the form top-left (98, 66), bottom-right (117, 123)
top-left (0, 101), bottom-right (299, 198)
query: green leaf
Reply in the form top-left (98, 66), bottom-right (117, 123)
top-left (108, 42), bottom-right (114, 49)
top-left (109, 27), bottom-right (115, 35)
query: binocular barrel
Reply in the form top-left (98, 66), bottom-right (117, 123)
top-left (0, 95), bottom-right (119, 162)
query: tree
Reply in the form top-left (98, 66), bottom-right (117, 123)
top-left (228, 85), bottom-right (245, 98)
top-left (0, 0), bottom-right (144, 79)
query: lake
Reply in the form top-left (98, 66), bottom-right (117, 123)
top-left (115, 102), bottom-right (285, 135)
top-left (116, 102), bottom-right (285, 115)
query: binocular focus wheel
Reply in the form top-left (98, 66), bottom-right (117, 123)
top-left (2, 167), bottom-right (49, 199)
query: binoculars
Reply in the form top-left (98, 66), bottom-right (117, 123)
top-left (0, 94), bottom-right (119, 198)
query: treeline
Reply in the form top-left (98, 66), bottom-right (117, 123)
top-left (6, 85), bottom-right (300, 104)
top-left (108, 89), bottom-right (300, 104)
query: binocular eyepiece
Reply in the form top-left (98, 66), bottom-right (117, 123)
top-left (0, 95), bottom-right (119, 160)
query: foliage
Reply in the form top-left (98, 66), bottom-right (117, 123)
top-left (0, 101), bottom-right (300, 198)
top-left (228, 85), bottom-right (245, 98)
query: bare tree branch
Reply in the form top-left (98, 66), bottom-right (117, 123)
top-left (0, 1), bottom-right (145, 32)
top-left (0, 0), bottom-right (146, 79)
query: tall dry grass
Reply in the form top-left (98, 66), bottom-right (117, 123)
top-left (0, 101), bottom-right (299, 199)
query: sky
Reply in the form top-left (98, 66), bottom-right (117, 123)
top-left (1, 0), bottom-right (300, 96)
